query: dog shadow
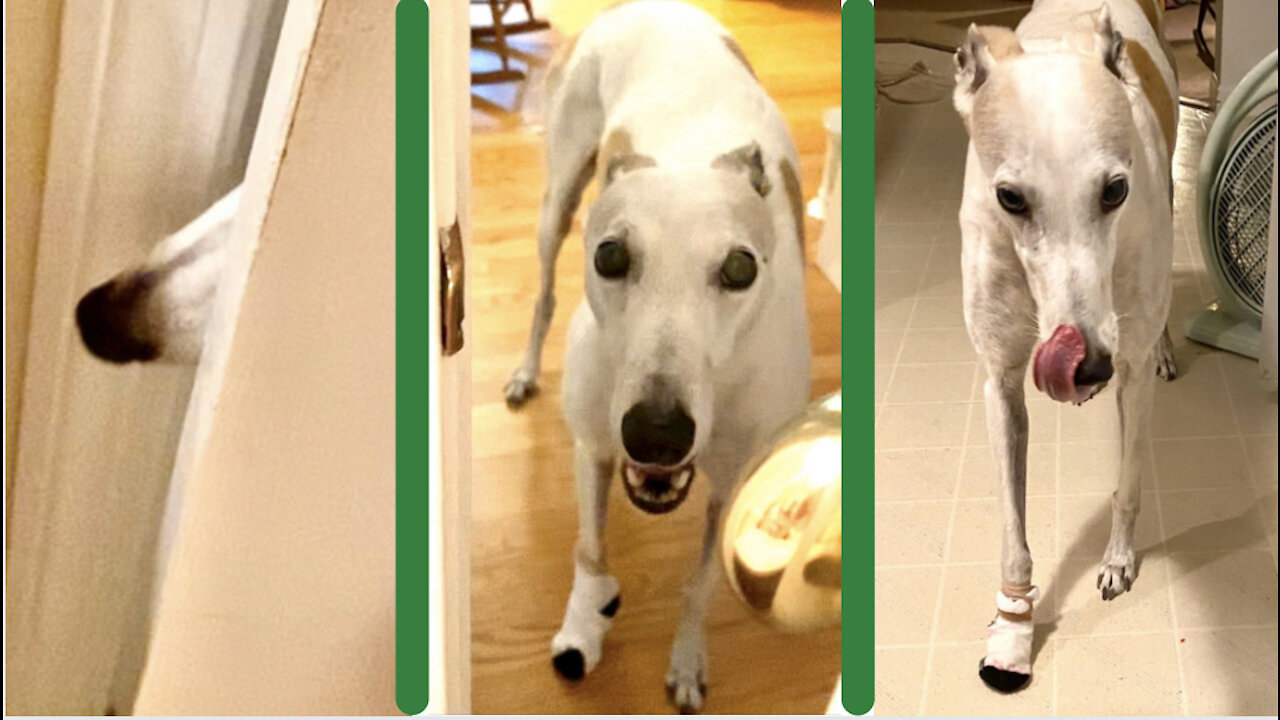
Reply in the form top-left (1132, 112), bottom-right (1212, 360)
top-left (1036, 491), bottom-right (1275, 713)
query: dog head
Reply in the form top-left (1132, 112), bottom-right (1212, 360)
top-left (584, 146), bottom-right (778, 513)
top-left (75, 192), bottom-right (237, 364)
top-left (953, 7), bottom-right (1151, 404)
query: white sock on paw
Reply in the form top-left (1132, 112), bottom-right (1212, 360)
top-left (979, 585), bottom-right (1039, 691)
top-left (550, 564), bottom-right (620, 675)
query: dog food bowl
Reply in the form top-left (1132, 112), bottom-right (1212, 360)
top-left (721, 391), bottom-right (841, 632)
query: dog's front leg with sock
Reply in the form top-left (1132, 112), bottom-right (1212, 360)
top-left (551, 561), bottom-right (620, 680)
top-left (551, 446), bottom-right (617, 679)
top-left (979, 583), bottom-right (1040, 692)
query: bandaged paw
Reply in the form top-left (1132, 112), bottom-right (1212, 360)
top-left (550, 564), bottom-right (620, 680)
top-left (978, 584), bottom-right (1040, 693)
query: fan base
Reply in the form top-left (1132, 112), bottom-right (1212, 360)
top-left (1184, 303), bottom-right (1261, 359)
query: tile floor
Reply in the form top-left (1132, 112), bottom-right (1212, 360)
top-left (873, 45), bottom-right (1279, 716)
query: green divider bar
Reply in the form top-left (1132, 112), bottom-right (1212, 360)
top-left (395, 0), bottom-right (430, 714)
top-left (843, 0), bottom-right (874, 714)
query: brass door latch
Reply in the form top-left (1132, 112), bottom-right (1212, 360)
top-left (440, 220), bottom-right (465, 356)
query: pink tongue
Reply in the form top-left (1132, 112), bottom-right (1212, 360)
top-left (1033, 325), bottom-right (1090, 404)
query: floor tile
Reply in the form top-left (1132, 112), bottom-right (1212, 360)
top-left (898, 328), bottom-right (977, 364)
top-left (886, 363), bottom-right (976, 404)
top-left (1152, 436), bottom-right (1252, 490)
top-left (876, 501), bottom-right (953, 566)
top-left (876, 566), bottom-right (942, 645)
top-left (1158, 488), bottom-right (1269, 554)
top-left (1150, 355), bottom-right (1241, 439)
top-left (1054, 634), bottom-right (1183, 716)
top-left (1167, 549), bottom-right (1278, 628)
top-left (876, 403), bottom-right (970, 449)
top-left (873, 647), bottom-right (930, 716)
top-left (1243, 434), bottom-right (1278, 486)
top-left (876, 447), bottom-right (961, 502)
top-left (1178, 628), bottom-right (1280, 716)
top-left (907, 295), bottom-right (966, 329)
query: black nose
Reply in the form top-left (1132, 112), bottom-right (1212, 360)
top-left (75, 280), bottom-right (158, 363)
top-left (1074, 348), bottom-right (1114, 387)
top-left (621, 401), bottom-right (695, 467)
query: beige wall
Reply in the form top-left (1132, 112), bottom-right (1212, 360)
top-left (1215, 0), bottom-right (1280, 103)
top-left (134, 0), bottom-right (397, 713)
top-left (4, 0), bottom-right (63, 502)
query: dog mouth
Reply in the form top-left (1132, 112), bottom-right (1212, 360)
top-left (1033, 325), bottom-right (1105, 405)
top-left (622, 460), bottom-right (696, 514)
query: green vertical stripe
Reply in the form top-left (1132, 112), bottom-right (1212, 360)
top-left (395, 0), bottom-right (430, 714)
top-left (843, 0), bottom-right (874, 714)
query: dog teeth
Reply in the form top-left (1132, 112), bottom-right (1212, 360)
top-left (625, 465), bottom-right (643, 488)
top-left (673, 468), bottom-right (692, 490)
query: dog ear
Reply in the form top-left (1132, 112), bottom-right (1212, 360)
top-left (604, 152), bottom-right (658, 186)
top-left (953, 24), bottom-right (1020, 124)
top-left (712, 142), bottom-right (771, 197)
top-left (1094, 4), bottom-right (1126, 80)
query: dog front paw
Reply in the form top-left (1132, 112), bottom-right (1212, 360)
top-left (665, 632), bottom-right (708, 713)
top-left (551, 631), bottom-right (602, 681)
top-left (1097, 554), bottom-right (1136, 600)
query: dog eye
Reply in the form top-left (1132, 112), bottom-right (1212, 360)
top-left (719, 249), bottom-right (757, 290)
top-left (594, 240), bottom-right (630, 279)
top-left (1101, 176), bottom-right (1128, 211)
top-left (996, 186), bottom-right (1028, 215)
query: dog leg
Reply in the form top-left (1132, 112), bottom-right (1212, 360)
top-left (978, 365), bottom-right (1039, 693)
top-left (1099, 355), bottom-right (1154, 599)
top-left (504, 151), bottom-right (597, 407)
top-left (1154, 326), bottom-right (1178, 381)
top-left (665, 492), bottom-right (726, 714)
top-left (551, 443), bottom-right (618, 679)
top-left (505, 64), bottom-right (603, 407)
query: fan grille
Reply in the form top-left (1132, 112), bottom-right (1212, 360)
top-left (1211, 105), bottom-right (1276, 315)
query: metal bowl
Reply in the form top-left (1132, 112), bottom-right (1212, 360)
top-left (720, 392), bottom-right (841, 632)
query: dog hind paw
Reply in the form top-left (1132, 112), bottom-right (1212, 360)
top-left (1155, 331), bottom-right (1179, 381)
top-left (503, 372), bottom-right (539, 408)
top-left (665, 669), bottom-right (707, 714)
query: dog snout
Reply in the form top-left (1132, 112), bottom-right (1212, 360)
top-left (75, 278), bottom-right (159, 363)
top-left (621, 400), bottom-right (695, 467)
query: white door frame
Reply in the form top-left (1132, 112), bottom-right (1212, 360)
top-left (427, 0), bottom-right (474, 712)
top-left (5, 0), bottom-right (291, 713)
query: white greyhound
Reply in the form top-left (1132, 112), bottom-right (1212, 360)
top-left (952, 0), bottom-right (1179, 692)
top-left (502, 1), bottom-right (811, 712)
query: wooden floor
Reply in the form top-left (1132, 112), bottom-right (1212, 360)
top-left (468, 1), bottom-right (843, 713)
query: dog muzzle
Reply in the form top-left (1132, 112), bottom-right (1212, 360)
top-left (622, 461), bottom-right (695, 514)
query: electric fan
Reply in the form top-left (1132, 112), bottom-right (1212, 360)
top-left (1186, 50), bottom-right (1278, 358)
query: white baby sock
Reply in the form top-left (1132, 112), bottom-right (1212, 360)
top-left (978, 583), bottom-right (1040, 692)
